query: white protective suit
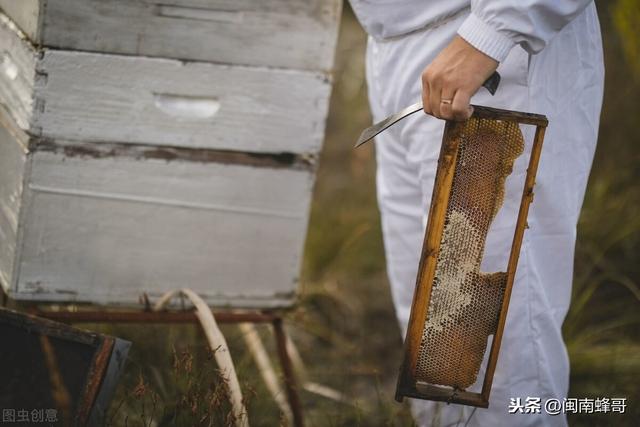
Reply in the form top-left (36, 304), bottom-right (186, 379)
top-left (350, 1), bottom-right (604, 426)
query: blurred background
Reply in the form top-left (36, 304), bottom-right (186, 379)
top-left (95, 1), bottom-right (638, 425)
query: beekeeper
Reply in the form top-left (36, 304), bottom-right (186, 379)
top-left (349, 0), bottom-right (604, 426)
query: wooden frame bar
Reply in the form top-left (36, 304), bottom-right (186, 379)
top-left (395, 105), bottom-right (548, 407)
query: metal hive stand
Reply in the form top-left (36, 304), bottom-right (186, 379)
top-left (0, 289), bottom-right (305, 427)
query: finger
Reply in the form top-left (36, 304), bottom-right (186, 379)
top-left (429, 79), bottom-right (442, 118)
top-left (451, 89), bottom-right (473, 121)
top-left (439, 87), bottom-right (456, 120)
top-left (422, 79), bottom-right (432, 115)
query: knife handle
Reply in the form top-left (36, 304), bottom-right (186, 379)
top-left (482, 71), bottom-right (501, 96)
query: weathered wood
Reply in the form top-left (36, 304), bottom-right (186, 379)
top-left (0, 109), bottom-right (28, 292)
top-left (0, 12), bottom-right (332, 154)
top-left (0, 0), bottom-right (40, 42)
top-left (19, 150), bottom-right (312, 306)
top-left (33, 139), bottom-right (315, 171)
top-left (0, 111), bottom-right (314, 307)
top-left (0, 14), bottom-right (38, 132)
top-left (0, 0), bottom-right (342, 72)
top-left (414, 382), bottom-right (489, 408)
top-left (470, 105), bottom-right (548, 127)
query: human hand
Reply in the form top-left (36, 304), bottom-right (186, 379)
top-left (422, 35), bottom-right (499, 121)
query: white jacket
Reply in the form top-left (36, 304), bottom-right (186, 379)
top-left (350, 0), bottom-right (594, 61)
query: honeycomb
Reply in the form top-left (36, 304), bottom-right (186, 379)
top-left (415, 117), bottom-right (525, 389)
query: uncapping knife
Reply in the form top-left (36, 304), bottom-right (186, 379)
top-left (354, 71), bottom-right (501, 148)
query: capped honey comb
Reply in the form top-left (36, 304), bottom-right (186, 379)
top-left (416, 118), bottom-right (524, 388)
top-left (395, 106), bottom-right (547, 408)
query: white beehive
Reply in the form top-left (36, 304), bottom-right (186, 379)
top-left (0, 0), bottom-right (341, 307)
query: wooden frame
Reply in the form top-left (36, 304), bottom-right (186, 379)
top-left (395, 105), bottom-right (548, 407)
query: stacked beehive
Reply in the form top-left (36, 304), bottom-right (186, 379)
top-left (0, 0), bottom-right (341, 306)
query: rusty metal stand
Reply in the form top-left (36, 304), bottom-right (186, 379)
top-left (28, 307), bottom-right (305, 427)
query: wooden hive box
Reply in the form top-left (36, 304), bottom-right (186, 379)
top-left (0, 1), bottom-right (341, 307)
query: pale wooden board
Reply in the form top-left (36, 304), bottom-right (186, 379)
top-left (0, 112), bottom-right (28, 292)
top-left (0, 0), bottom-right (40, 41)
top-left (12, 145), bottom-right (313, 306)
top-left (36, 50), bottom-right (331, 153)
top-left (0, 13), bottom-right (332, 154)
top-left (0, 0), bottom-right (341, 72)
top-left (0, 14), bottom-right (38, 132)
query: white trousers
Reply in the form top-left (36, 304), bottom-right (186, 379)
top-left (365, 4), bottom-right (604, 426)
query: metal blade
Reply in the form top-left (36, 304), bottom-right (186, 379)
top-left (354, 102), bottom-right (423, 148)
top-left (354, 71), bottom-right (501, 148)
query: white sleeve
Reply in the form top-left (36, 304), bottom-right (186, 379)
top-left (456, 0), bottom-right (594, 62)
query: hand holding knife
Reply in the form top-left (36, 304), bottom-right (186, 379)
top-left (354, 71), bottom-right (500, 148)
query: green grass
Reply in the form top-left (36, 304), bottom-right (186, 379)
top-left (561, 4), bottom-right (640, 425)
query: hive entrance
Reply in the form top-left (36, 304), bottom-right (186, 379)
top-left (395, 106), bottom-right (547, 407)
